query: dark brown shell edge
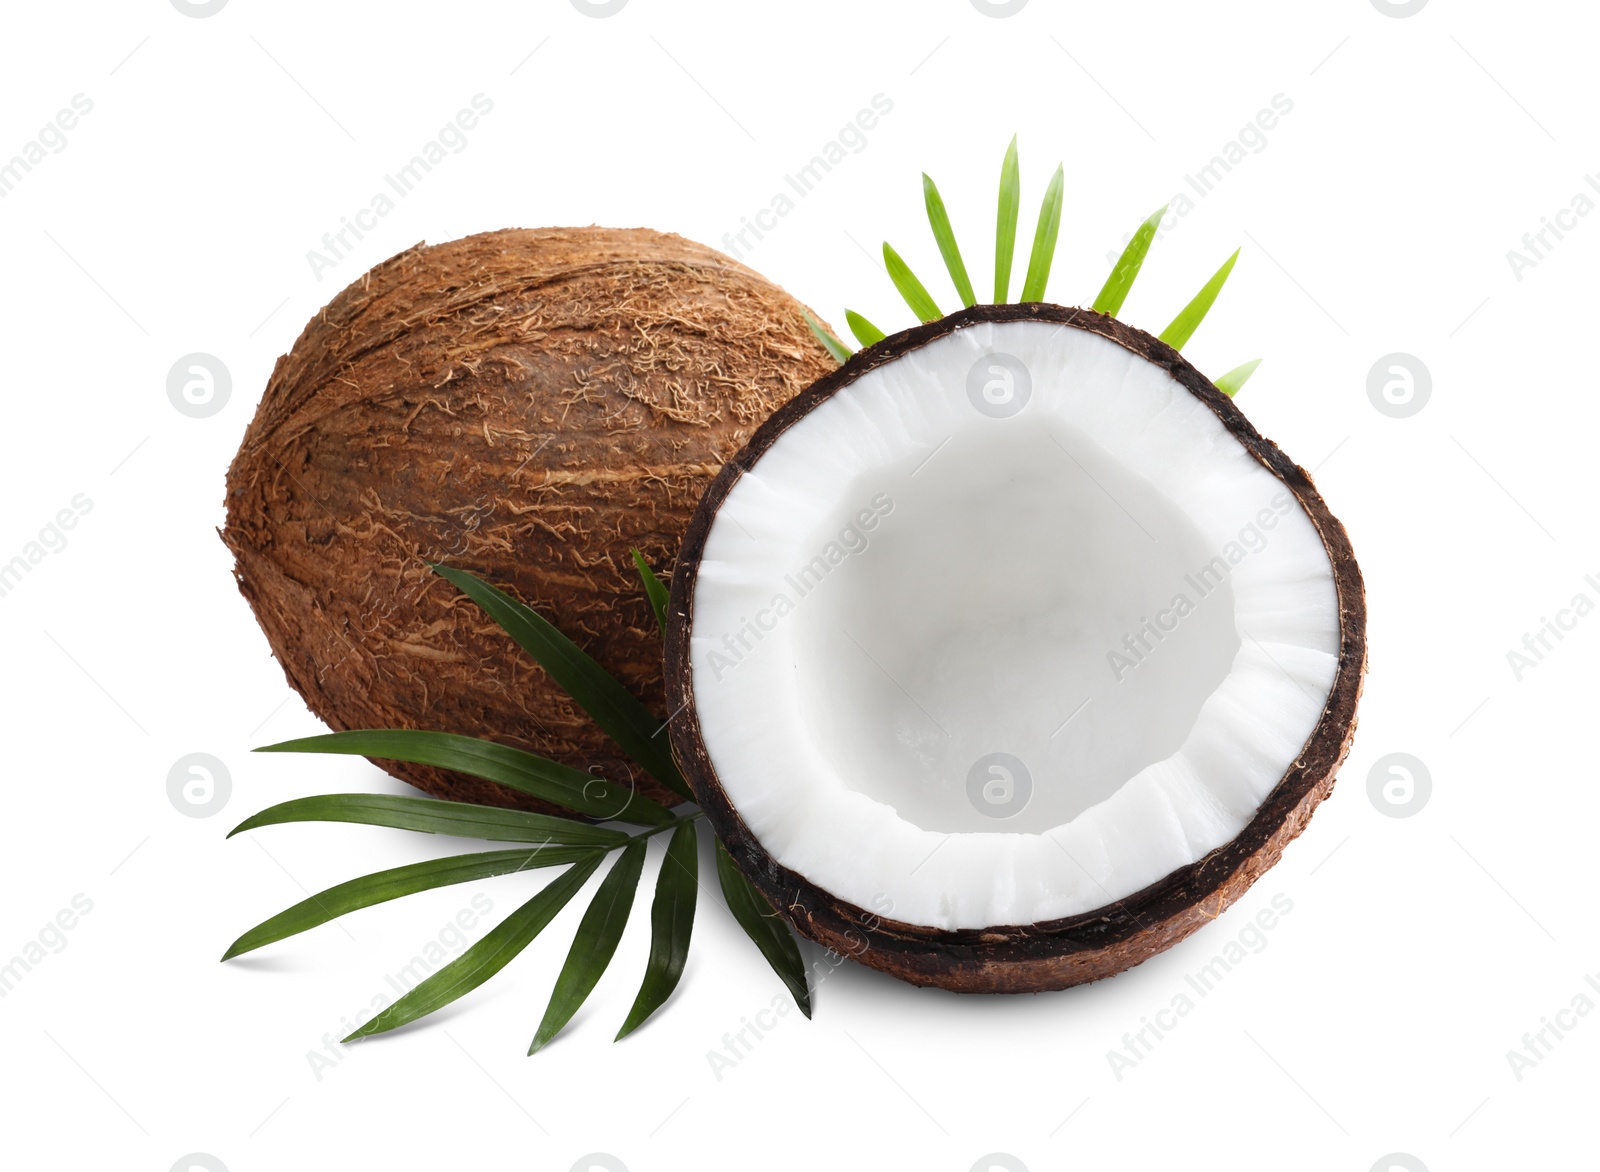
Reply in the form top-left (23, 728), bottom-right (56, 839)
top-left (665, 301), bottom-right (1367, 994)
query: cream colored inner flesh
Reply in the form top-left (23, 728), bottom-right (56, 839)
top-left (690, 321), bottom-right (1339, 930)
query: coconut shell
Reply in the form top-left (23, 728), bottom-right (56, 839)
top-left (666, 302), bottom-right (1367, 993)
top-left (224, 227), bottom-right (835, 811)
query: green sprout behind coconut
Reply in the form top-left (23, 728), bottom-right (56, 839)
top-left (805, 136), bottom-right (1261, 398)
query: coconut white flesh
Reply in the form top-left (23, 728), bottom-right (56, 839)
top-left (690, 320), bottom-right (1340, 930)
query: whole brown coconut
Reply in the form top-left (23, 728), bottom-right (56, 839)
top-left (224, 227), bottom-right (834, 811)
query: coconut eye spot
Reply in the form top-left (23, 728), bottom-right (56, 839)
top-left (686, 318), bottom-right (1343, 931)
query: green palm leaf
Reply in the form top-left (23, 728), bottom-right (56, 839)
top-left (630, 548), bottom-right (670, 638)
top-left (256, 730), bottom-right (673, 826)
top-left (845, 309), bottom-right (886, 348)
top-left (1019, 163), bottom-right (1065, 303)
top-left (923, 173), bottom-right (976, 307)
top-left (1159, 248), bottom-right (1241, 350)
top-left (222, 847), bottom-right (595, 960)
top-left (883, 243), bottom-right (942, 322)
top-left (994, 135), bottom-right (1020, 302)
top-left (345, 855), bottom-right (603, 1040)
top-left (616, 820), bottom-right (699, 1040)
top-left (1093, 204), bottom-right (1168, 317)
top-left (1213, 358), bottom-right (1261, 397)
top-left (530, 840), bottom-right (647, 1053)
top-left (229, 793), bottom-right (629, 848)
top-left (430, 563), bottom-right (691, 800)
top-left (716, 841), bottom-right (811, 1017)
top-left (804, 310), bottom-right (853, 363)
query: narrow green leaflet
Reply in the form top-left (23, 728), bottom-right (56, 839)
top-left (845, 310), bottom-right (886, 347)
top-left (630, 548), bottom-right (670, 638)
top-left (994, 134), bottom-right (1020, 302)
top-left (430, 563), bottom-right (692, 800)
top-left (883, 243), bottom-right (942, 323)
top-left (256, 730), bottom-right (673, 826)
top-left (345, 855), bottom-right (603, 1040)
top-left (223, 847), bottom-right (595, 960)
top-left (1159, 248), bottom-right (1241, 350)
top-left (229, 793), bottom-right (629, 848)
top-left (716, 840), bottom-right (811, 1017)
top-left (616, 821), bottom-right (699, 1040)
top-left (1093, 204), bottom-right (1168, 317)
top-left (1018, 163), bottom-right (1065, 303)
top-left (803, 310), bottom-right (853, 363)
top-left (530, 839), bottom-right (647, 1053)
top-left (923, 173), bottom-right (976, 307)
top-left (1213, 358), bottom-right (1261, 397)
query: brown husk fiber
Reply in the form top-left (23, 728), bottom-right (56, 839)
top-left (667, 302), bottom-right (1368, 994)
top-left (224, 227), bottom-right (834, 811)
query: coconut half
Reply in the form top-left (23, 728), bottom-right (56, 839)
top-left (666, 303), bottom-right (1365, 992)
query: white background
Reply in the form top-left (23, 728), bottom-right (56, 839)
top-left (0, 1), bottom-right (1592, 1169)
